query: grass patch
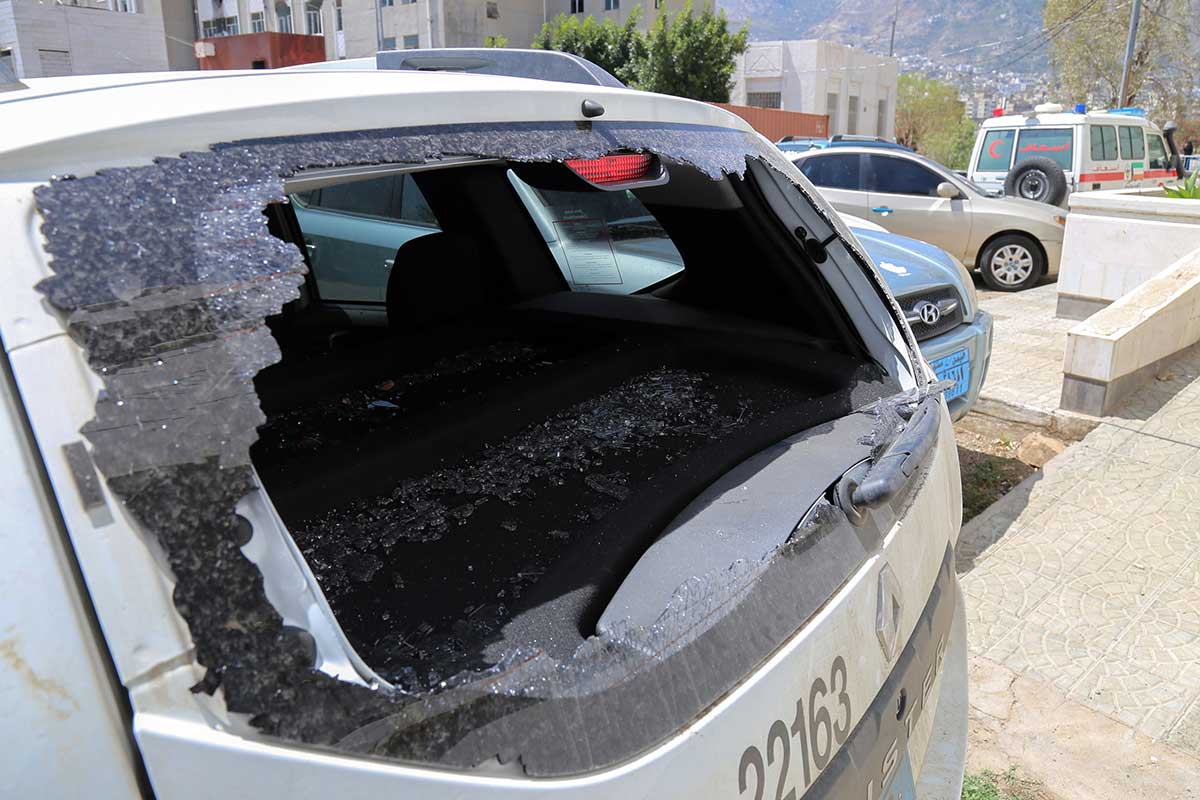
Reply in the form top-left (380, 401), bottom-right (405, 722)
top-left (962, 766), bottom-right (1052, 800)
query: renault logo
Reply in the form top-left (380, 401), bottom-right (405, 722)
top-left (915, 300), bottom-right (941, 326)
top-left (876, 562), bottom-right (903, 661)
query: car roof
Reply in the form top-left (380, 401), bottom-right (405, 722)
top-left (981, 111), bottom-right (1159, 129)
top-left (0, 69), bottom-right (753, 181)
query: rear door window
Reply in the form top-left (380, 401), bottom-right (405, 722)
top-left (509, 172), bottom-right (684, 293)
top-left (1147, 134), bottom-right (1170, 170)
top-left (976, 129), bottom-right (1014, 171)
top-left (866, 154), bottom-right (941, 196)
top-left (1015, 127), bottom-right (1073, 170)
top-left (1090, 125), bottom-right (1118, 161)
top-left (1118, 125), bottom-right (1145, 160)
top-left (797, 153), bottom-right (863, 190)
top-left (292, 174), bottom-right (440, 304)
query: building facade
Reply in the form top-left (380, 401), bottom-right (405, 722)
top-left (730, 40), bottom-right (898, 140)
top-left (0, 0), bottom-right (195, 78)
top-left (194, 0), bottom-right (658, 64)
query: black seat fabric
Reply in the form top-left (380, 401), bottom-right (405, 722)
top-left (386, 232), bottom-right (488, 329)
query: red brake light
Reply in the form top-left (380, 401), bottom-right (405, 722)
top-left (565, 153), bottom-right (654, 185)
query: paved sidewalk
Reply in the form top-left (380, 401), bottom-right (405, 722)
top-left (959, 343), bottom-right (1200, 760)
top-left (972, 283), bottom-right (1083, 432)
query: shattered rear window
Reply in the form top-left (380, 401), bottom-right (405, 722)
top-left (31, 120), bottom-right (929, 776)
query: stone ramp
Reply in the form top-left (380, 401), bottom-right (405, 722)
top-left (959, 344), bottom-right (1200, 793)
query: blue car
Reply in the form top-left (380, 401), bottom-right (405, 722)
top-left (844, 218), bottom-right (993, 420)
top-left (778, 134), bottom-right (914, 155)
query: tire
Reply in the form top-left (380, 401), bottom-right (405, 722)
top-left (1003, 156), bottom-right (1068, 205)
top-left (978, 234), bottom-right (1044, 291)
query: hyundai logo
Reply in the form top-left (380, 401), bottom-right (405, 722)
top-left (915, 300), bottom-right (941, 326)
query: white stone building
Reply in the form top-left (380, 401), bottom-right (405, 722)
top-left (0, 0), bottom-right (195, 78)
top-left (730, 40), bottom-right (898, 140)
top-left (195, 0), bottom-right (659, 63)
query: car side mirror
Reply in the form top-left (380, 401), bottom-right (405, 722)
top-left (936, 182), bottom-right (960, 199)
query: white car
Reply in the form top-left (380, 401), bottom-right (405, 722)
top-left (0, 63), bottom-right (967, 799)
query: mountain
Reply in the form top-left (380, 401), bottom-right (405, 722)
top-left (718, 0), bottom-right (1050, 71)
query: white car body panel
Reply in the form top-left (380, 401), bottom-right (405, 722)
top-left (0, 70), bottom-right (966, 799)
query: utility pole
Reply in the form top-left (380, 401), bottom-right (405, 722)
top-left (887, 0), bottom-right (901, 56)
top-left (1116, 0), bottom-right (1143, 107)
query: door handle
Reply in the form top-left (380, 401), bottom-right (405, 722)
top-left (871, 206), bottom-right (893, 215)
top-left (383, 258), bottom-right (395, 271)
top-left (304, 242), bottom-right (317, 256)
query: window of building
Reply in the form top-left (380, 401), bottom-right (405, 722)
top-left (486, 1), bottom-right (498, 17)
top-left (604, 0), bottom-right (618, 10)
top-left (37, 49), bottom-right (72, 77)
top-left (846, 95), bottom-right (859, 136)
top-left (115, 0), bottom-right (138, 12)
top-left (746, 92), bottom-right (781, 110)
top-left (277, 9), bottom-right (294, 32)
top-left (306, 7), bottom-right (323, 33)
top-left (380, 0), bottom-right (394, 7)
top-left (825, 92), bottom-right (838, 131)
top-left (0, 48), bottom-right (15, 76)
top-left (251, 11), bottom-right (266, 31)
top-left (1118, 125), bottom-right (1145, 160)
top-left (797, 153), bottom-right (862, 191)
top-left (866, 154), bottom-right (941, 196)
top-left (201, 15), bottom-right (240, 37)
top-left (402, 34), bottom-right (419, 48)
top-left (382, 36), bottom-right (396, 49)
top-left (335, 0), bottom-right (343, 30)
top-left (570, 0), bottom-right (584, 11)
top-left (876, 98), bottom-right (888, 137)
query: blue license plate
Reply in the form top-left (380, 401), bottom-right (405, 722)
top-left (930, 348), bottom-right (970, 402)
top-left (882, 751), bottom-right (918, 800)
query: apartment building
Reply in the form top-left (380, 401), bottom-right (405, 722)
top-left (194, 0), bottom-right (657, 64)
top-left (730, 40), bottom-right (898, 140)
top-left (0, 0), bottom-right (195, 78)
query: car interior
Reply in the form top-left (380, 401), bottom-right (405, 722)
top-left (250, 155), bottom-right (899, 686)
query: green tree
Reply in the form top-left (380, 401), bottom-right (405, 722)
top-left (1045, 0), bottom-right (1199, 124)
top-left (484, 34), bottom-right (508, 48)
top-left (633, 0), bottom-right (748, 101)
top-left (922, 115), bottom-right (977, 171)
top-left (895, 73), bottom-right (970, 155)
top-left (532, 10), bottom-right (646, 84)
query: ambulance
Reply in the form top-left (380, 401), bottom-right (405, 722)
top-left (967, 103), bottom-right (1179, 205)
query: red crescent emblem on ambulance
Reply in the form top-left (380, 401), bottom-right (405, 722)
top-left (988, 139), bottom-right (1003, 159)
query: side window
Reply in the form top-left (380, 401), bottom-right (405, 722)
top-left (399, 174), bottom-right (438, 226)
top-left (976, 129), bottom-right (1014, 171)
top-left (508, 171), bottom-right (684, 294)
top-left (291, 173), bottom-right (442, 305)
top-left (1090, 125), bottom-right (1118, 161)
top-left (309, 175), bottom-right (403, 219)
top-left (797, 154), bottom-right (862, 191)
top-left (1147, 134), bottom-right (1170, 170)
top-left (1118, 125), bottom-right (1145, 160)
top-left (868, 155), bottom-right (941, 196)
top-left (1015, 127), bottom-right (1072, 170)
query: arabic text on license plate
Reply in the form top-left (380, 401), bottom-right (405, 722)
top-left (931, 348), bottom-right (970, 402)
